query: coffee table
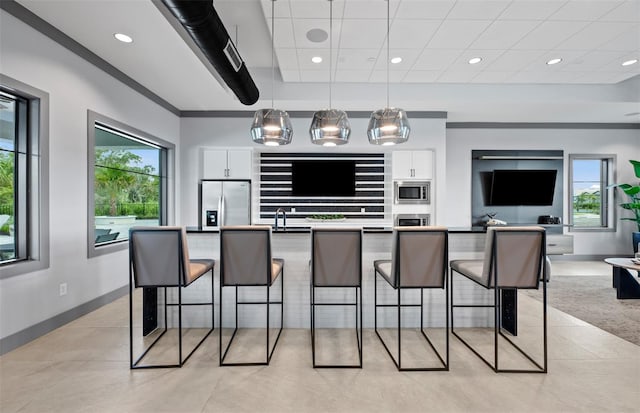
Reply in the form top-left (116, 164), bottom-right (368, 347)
top-left (604, 258), bottom-right (640, 299)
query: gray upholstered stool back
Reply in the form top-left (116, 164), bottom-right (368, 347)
top-left (482, 226), bottom-right (545, 288)
top-left (220, 225), bottom-right (273, 286)
top-left (129, 226), bottom-right (190, 288)
top-left (391, 226), bottom-right (448, 288)
top-left (311, 228), bottom-right (362, 287)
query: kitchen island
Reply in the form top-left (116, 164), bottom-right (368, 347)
top-left (177, 226), bottom-right (568, 331)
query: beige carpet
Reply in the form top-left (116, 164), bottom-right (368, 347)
top-left (523, 275), bottom-right (640, 346)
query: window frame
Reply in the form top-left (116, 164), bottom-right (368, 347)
top-left (0, 74), bottom-right (50, 279)
top-left (568, 154), bottom-right (616, 232)
top-left (87, 110), bottom-right (175, 258)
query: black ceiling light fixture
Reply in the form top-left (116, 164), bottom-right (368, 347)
top-left (157, 0), bottom-right (259, 105)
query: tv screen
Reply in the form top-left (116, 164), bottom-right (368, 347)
top-left (291, 160), bottom-right (356, 197)
top-left (489, 169), bottom-right (557, 206)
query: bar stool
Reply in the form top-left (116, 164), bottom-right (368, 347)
top-left (450, 226), bottom-right (547, 373)
top-left (129, 226), bottom-right (215, 369)
top-left (219, 225), bottom-right (284, 366)
top-left (374, 226), bottom-right (449, 371)
top-left (310, 228), bottom-right (363, 368)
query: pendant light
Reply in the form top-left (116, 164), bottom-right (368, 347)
top-left (309, 0), bottom-right (350, 146)
top-left (367, 0), bottom-right (410, 146)
top-left (250, 0), bottom-right (293, 146)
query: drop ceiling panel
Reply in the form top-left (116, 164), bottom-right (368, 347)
top-left (557, 22), bottom-right (637, 50)
top-left (498, 1), bottom-right (565, 20)
top-left (529, 50), bottom-right (589, 70)
top-left (289, 0), bottom-right (345, 19)
top-left (291, 18), bottom-right (342, 49)
top-left (265, 19), bottom-right (296, 48)
top-left (334, 70), bottom-right (373, 82)
top-left (296, 48), bottom-right (338, 70)
top-left (339, 19), bottom-right (388, 48)
top-left (260, 0), bottom-right (291, 18)
top-left (448, 50), bottom-right (505, 72)
top-left (413, 49), bottom-right (463, 70)
top-left (427, 20), bottom-right (493, 49)
top-left (512, 20), bottom-right (591, 49)
top-left (446, 1), bottom-right (511, 20)
top-left (389, 19), bottom-right (440, 49)
top-left (559, 50), bottom-right (629, 72)
top-left (337, 48), bottom-right (380, 70)
top-left (275, 48), bottom-right (299, 71)
top-left (402, 70), bottom-right (442, 83)
top-left (436, 70), bottom-right (479, 83)
top-left (342, 0), bottom-right (398, 19)
top-left (549, 1), bottom-right (624, 21)
top-left (600, 0), bottom-right (640, 22)
top-left (484, 50), bottom-right (546, 71)
top-left (372, 49), bottom-right (421, 71)
top-left (369, 70), bottom-right (410, 83)
top-left (394, 0), bottom-right (455, 20)
top-left (598, 26), bottom-right (640, 50)
top-left (470, 20), bottom-right (541, 49)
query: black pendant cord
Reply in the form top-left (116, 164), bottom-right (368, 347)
top-left (271, 0), bottom-right (275, 109)
top-left (329, 0), bottom-right (333, 111)
top-left (386, 0), bottom-right (390, 109)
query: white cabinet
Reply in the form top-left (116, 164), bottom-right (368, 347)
top-left (392, 150), bottom-right (433, 180)
top-left (202, 149), bottom-right (252, 179)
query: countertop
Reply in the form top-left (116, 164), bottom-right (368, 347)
top-left (186, 226), bottom-right (497, 234)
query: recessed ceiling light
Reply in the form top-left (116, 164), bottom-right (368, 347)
top-left (390, 57), bottom-right (402, 64)
top-left (311, 56), bottom-right (323, 64)
top-left (114, 33), bottom-right (133, 43)
top-left (468, 57), bottom-right (482, 65)
top-left (546, 58), bottom-right (562, 65)
top-left (622, 59), bottom-right (638, 66)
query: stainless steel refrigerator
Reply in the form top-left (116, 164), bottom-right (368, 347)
top-left (200, 180), bottom-right (251, 229)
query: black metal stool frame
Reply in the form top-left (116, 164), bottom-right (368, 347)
top-left (310, 229), bottom-right (363, 368)
top-left (219, 231), bottom-right (284, 366)
top-left (450, 229), bottom-right (548, 373)
top-left (129, 228), bottom-right (215, 369)
top-left (374, 231), bottom-right (449, 372)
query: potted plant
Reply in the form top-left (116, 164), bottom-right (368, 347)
top-left (610, 160), bottom-right (640, 253)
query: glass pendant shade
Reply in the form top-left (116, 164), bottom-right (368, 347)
top-left (250, 109), bottom-right (293, 146)
top-left (309, 109), bottom-right (351, 146)
top-left (367, 107), bottom-right (410, 145)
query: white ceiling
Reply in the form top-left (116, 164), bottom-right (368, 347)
top-left (261, 0), bottom-right (640, 85)
top-left (11, 0), bottom-right (640, 122)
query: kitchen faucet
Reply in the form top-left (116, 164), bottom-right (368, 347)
top-left (274, 208), bottom-right (286, 231)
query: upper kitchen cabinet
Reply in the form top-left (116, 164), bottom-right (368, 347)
top-left (392, 150), bottom-right (434, 180)
top-left (202, 148), bottom-right (252, 179)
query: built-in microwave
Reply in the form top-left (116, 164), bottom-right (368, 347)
top-left (394, 180), bottom-right (430, 204)
top-left (395, 214), bottom-right (430, 227)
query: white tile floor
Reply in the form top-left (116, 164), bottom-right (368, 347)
top-left (1, 265), bottom-right (639, 413)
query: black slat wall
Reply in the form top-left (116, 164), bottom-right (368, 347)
top-left (260, 153), bottom-right (386, 220)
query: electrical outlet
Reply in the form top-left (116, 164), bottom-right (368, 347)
top-left (59, 283), bottom-right (67, 296)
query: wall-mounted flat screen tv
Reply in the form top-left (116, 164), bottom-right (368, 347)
top-left (489, 169), bottom-right (557, 206)
top-left (291, 160), bottom-right (356, 197)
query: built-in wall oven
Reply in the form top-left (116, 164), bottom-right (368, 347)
top-left (394, 180), bottom-right (430, 204)
top-left (395, 214), bottom-right (430, 227)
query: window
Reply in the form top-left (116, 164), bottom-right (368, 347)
top-left (88, 111), bottom-right (174, 258)
top-left (569, 155), bottom-right (615, 231)
top-left (0, 75), bottom-right (49, 278)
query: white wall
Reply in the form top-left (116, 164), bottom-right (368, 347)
top-left (0, 12), bottom-right (181, 341)
top-left (445, 127), bottom-right (640, 255)
top-left (179, 115), bottom-right (448, 227)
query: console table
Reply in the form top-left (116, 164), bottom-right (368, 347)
top-left (604, 258), bottom-right (640, 299)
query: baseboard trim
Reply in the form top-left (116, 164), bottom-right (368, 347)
top-left (0, 285), bottom-right (128, 355)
